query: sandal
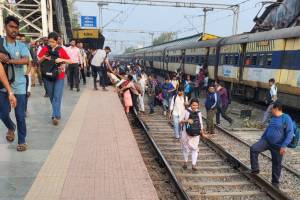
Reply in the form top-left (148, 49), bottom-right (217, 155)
top-left (17, 143), bottom-right (28, 152)
top-left (6, 129), bottom-right (15, 142)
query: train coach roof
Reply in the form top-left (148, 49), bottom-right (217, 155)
top-left (166, 38), bottom-right (222, 51)
top-left (222, 26), bottom-right (300, 45)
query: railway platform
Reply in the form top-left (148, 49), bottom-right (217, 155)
top-left (0, 83), bottom-right (158, 200)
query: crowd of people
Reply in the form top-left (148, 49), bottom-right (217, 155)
top-left (110, 61), bottom-right (296, 187)
top-left (0, 15), bottom-right (109, 151)
top-left (0, 15), bottom-right (297, 188)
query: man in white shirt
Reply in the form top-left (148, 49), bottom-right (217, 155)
top-left (261, 78), bottom-right (278, 126)
top-left (169, 85), bottom-right (188, 139)
top-left (90, 46), bottom-right (112, 90)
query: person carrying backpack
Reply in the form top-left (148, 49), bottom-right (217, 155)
top-left (249, 101), bottom-right (295, 188)
top-left (169, 85), bottom-right (188, 139)
top-left (180, 98), bottom-right (208, 171)
top-left (38, 32), bottom-right (72, 126)
top-left (0, 16), bottom-right (30, 152)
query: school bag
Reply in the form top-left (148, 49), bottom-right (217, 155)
top-left (40, 46), bottom-right (61, 81)
top-left (282, 114), bottom-right (300, 149)
top-left (173, 93), bottom-right (188, 108)
top-left (0, 37), bottom-right (15, 89)
top-left (186, 110), bottom-right (201, 136)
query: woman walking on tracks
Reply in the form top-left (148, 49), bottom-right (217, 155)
top-left (181, 98), bottom-right (207, 171)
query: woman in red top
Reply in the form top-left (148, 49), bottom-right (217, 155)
top-left (38, 32), bottom-right (72, 126)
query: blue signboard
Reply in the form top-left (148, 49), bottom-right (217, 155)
top-left (81, 16), bottom-right (97, 28)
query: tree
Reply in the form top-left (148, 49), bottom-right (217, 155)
top-left (124, 46), bottom-right (135, 53)
top-left (152, 32), bottom-right (176, 46)
top-left (67, 0), bottom-right (80, 29)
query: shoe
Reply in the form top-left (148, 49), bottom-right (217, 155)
top-left (216, 123), bottom-right (221, 126)
top-left (77, 88), bottom-right (80, 92)
top-left (229, 120), bottom-right (234, 127)
top-left (272, 182), bottom-right (279, 189)
top-left (182, 163), bottom-right (187, 170)
top-left (149, 111), bottom-right (154, 115)
top-left (192, 165), bottom-right (198, 171)
top-left (44, 93), bottom-right (48, 98)
top-left (52, 118), bottom-right (59, 126)
top-left (6, 129), bottom-right (15, 142)
top-left (245, 169), bottom-right (260, 175)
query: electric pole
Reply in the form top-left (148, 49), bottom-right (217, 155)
top-left (202, 7), bottom-right (213, 36)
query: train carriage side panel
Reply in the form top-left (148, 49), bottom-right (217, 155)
top-left (208, 47), bottom-right (217, 80)
top-left (184, 47), bottom-right (208, 75)
top-left (242, 39), bottom-right (284, 88)
top-left (218, 44), bottom-right (241, 83)
top-left (167, 49), bottom-right (182, 73)
top-left (279, 37), bottom-right (300, 96)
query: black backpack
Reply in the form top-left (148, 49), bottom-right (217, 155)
top-left (186, 110), bottom-right (201, 136)
top-left (0, 37), bottom-right (15, 89)
top-left (40, 46), bottom-right (61, 81)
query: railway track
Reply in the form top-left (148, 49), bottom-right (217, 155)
top-left (129, 107), bottom-right (293, 200)
top-left (128, 115), bottom-right (178, 200)
top-left (197, 97), bottom-right (300, 175)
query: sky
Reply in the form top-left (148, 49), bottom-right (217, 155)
top-left (74, 0), bottom-right (269, 54)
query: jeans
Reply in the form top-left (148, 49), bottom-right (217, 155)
top-left (206, 109), bottom-right (216, 134)
top-left (80, 66), bottom-right (86, 84)
top-left (162, 98), bottom-right (169, 112)
top-left (130, 92), bottom-right (139, 112)
top-left (44, 79), bottom-right (64, 119)
top-left (216, 105), bottom-right (233, 124)
top-left (0, 92), bottom-right (26, 144)
top-left (92, 65), bottom-right (107, 88)
top-left (69, 63), bottom-right (80, 89)
top-left (173, 115), bottom-right (181, 139)
top-left (148, 95), bottom-right (155, 112)
top-left (250, 139), bottom-right (283, 184)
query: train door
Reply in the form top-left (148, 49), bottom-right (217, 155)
top-left (181, 49), bottom-right (186, 74)
top-left (239, 43), bottom-right (247, 81)
top-left (165, 50), bottom-right (169, 73)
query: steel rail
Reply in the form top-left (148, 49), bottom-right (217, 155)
top-left (132, 110), bottom-right (191, 200)
top-left (210, 118), bottom-right (300, 178)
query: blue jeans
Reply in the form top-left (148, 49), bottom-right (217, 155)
top-left (162, 98), bottom-right (169, 112)
top-left (44, 79), bottom-right (64, 119)
top-left (172, 115), bottom-right (181, 139)
top-left (0, 91), bottom-right (26, 144)
top-left (250, 138), bottom-right (283, 184)
top-left (148, 95), bottom-right (155, 112)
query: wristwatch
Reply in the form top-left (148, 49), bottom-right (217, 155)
top-left (8, 91), bottom-right (14, 96)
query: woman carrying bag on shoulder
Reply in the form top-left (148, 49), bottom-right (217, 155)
top-left (38, 32), bottom-right (72, 126)
top-left (181, 98), bottom-right (208, 171)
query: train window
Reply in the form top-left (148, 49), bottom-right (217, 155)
top-left (258, 54), bottom-right (265, 66)
top-left (266, 54), bottom-right (272, 66)
top-left (225, 55), bottom-right (229, 65)
top-left (201, 56), bottom-right (205, 64)
top-left (245, 54), bottom-right (251, 65)
top-left (191, 56), bottom-right (195, 63)
top-left (252, 54), bottom-right (258, 66)
top-left (195, 56), bottom-right (199, 64)
top-left (234, 55), bottom-right (239, 65)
